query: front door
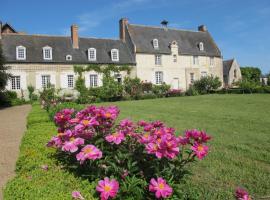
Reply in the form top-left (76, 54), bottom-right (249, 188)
top-left (172, 78), bottom-right (179, 89)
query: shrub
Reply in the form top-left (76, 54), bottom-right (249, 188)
top-left (186, 85), bottom-right (199, 96)
top-left (166, 89), bottom-right (183, 97)
top-left (99, 76), bottom-right (123, 101)
top-left (39, 86), bottom-right (58, 111)
top-left (237, 80), bottom-right (258, 94)
top-left (123, 77), bottom-right (143, 99)
top-left (142, 81), bottom-right (153, 93)
top-left (140, 93), bottom-right (157, 100)
top-left (152, 83), bottom-right (171, 97)
top-left (27, 85), bottom-right (35, 101)
top-left (263, 86), bottom-right (270, 93)
top-left (47, 106), bottom-right (212, 199)
top-left (193, 75), bottom-right (222, 94)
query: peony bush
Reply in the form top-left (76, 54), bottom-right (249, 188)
top-left (47, 105), bottom-right (211, 199)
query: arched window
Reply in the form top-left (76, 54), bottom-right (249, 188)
top-left (153, 38), bottom-right (159, 49)
top-left (16, 46), bottom-right (26, 60)
top-left (111, 49), bottom-right (119, 62)
top-left (66, 55), bottom-right (72, 61)
top-left (43, 46), bottom-right (52, 60)
top-left (199, 42), bottom-right (204, 51)
top-left (88, 48), bottom-right (96, 61)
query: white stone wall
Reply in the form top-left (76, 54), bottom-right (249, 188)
top-left (228, 60), bottom-right (242, 87)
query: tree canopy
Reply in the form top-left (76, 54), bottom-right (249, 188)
top-left (240, 67), bottom-right (261, 83)
top-left (0, 42), bottom-right (10, 91)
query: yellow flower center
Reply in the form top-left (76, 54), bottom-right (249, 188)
top-left (158, 183), bottom-right (164, 189)
top-left (144, 134), bottom-right (149, 138)
top-left (60, 115), bottom-right (64, 119)
top-left (82, 120), bottom-right (89, 126)
top-left (104, 185), bottom-right (111, 192)
top-left (157, 138), bottom-right (162, 143)
top-left (84, 147), bottom-right (93, 154)
top-left (197, 145), bottom-right (204, 152)
top-left (57, 133), bottom-right (64, 137)
top-left (112, 133), bottom-right (119, 137)
top-left (105, 113), bottom-right (111, 118)
top-left (70, 137), bottom-right (75, 142)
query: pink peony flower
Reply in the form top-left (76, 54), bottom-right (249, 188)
top-left (235, 187), bottom-right (252, 200)
top-left (96, 177), bottom-right (119, 200)
top-left (191, 142), bottom-right (209, 159)
top-left (105, 132), bottom-right (125, 145)
top-left (47, 136), bottom-right (63, 148)
top-left (76, 145), bottom-right (102, 164)
top-left (72, 191), bottom-right (85, 199)
top-left (62, 137), bottom-right (84, 153)
top-left (149, 177), bottom-right (173, 199)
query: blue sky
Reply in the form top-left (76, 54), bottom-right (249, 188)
top-left (2, 0), bottom-right (270, 73)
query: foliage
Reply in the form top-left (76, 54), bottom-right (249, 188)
top-left (240, 67), bottom-right (261, 83)
top-left (152, 83), bottom-right (171, 97)
top-left (39, 86), bottom-right (57, 111)
top-left (142, 81), bottom-right (153, 93)
top-left (27, 85), bottom-right (35, 101)
top-left (99, 76), bottom-right (123, 101)
top-left (166, 89), bottom-right (183, 97)
top-left (193, 75), bottom-right (222, 94)
top-left (185, 85), bottom-right (199, 96)
top-left (0, 42), bottom-right (10, 92)
top-left (140, 93), bottom-right (157, 100)
top-left (48, 105), bottom-right (211, 199)
top-left (236, 79), bottom-right (258, 93)
top-left (123, 77), bottom-right (142, 99)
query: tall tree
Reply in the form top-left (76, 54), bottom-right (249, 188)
top-left (240, 67), bottom-right (261, 83)
top-left (0, 42), bottom-right (10, 91)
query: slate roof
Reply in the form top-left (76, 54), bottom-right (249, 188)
top-left (127, 24), bottom-right (222, 57)
top-left (1, 34), bottom-right (135, 64)
top-left (223, 59), bottom-right (234, 75)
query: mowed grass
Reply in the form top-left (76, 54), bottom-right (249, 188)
top-left (4, 94), bottom-right (270, 199)
top-left (98, 94), bottom-right (270, 199)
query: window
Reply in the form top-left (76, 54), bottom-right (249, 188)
top-left (234, 69), bottom-right (237, 78)
top-left (88, 48), bottom-right (96, 61)
top-left (111, 49), bottom-right (119, 62)
top-left (90, 74), bottom-right (98, 87)
top-left (155, 71), bottom-right (163, 84)
top-left (115, 73), bottom-right (122, 83)
top-left (41, 75), bottom-right (51, 88)
top-left (199, 42), bottom-right (204, 51)
top-left (193, 56), bottom-right (199, 65)
top-left (201, 71), bottom-right (207, 77)
top-left (11, 76), bottom-right (21, 90)
top-left (190, 73), bottom-right (195, 83)
top-left (16, 46), bottom-right (26, 60)
top-left (66, 55), bottom-right (72, 61)
top-left (67, 75), bottom-right (74, 88)
top-left (155, 55), bottom-right (162, 65)
top-left (173, 54), bottom-right (177, 62)
top-left (210, 57), bottom-right (214, 66)
top-left (153, 39), bottom-right (159, 49)
top-left (43, 46), bottom-right (52, 60)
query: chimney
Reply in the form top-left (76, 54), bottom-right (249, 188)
top-left (0, 21), bottom-right (2, 39)
top-left (198, 25), bottom-right (207, 32)
top-left (71, 24), bottom-right (79, 49)
top-left (119, 18), bottom-right (128, 42)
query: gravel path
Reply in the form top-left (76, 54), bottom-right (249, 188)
top-left (0, 105), bottom-right (31, 200)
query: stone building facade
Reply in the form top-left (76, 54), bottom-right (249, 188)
top-left (223, 59), bottom-right (242, 87)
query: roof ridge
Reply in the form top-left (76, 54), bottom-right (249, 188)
top-left (128, 23), bottom-right (202, 33)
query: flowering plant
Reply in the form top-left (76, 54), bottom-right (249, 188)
top-left (48, 105), bottom-right (212, 199)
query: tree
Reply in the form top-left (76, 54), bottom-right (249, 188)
top-left (240, 67), bottom-right (261, 83)
top-left (193, 75), bottom-right (222, 94)
top-left (0, 42), bottom-right (10, 91)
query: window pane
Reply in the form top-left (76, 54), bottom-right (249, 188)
top-left (90, 75), bottom-right (98, 87)
top-left (41, 75), bottom-right (51, 88)
top-left (155, 55), bottom-right (161, 65)
top-left (190, 73), bottom-right (194, 83)
top-left (67, 75), bottom-right (74, 88)
top-left (155, 71), bottom-right (163, 84)
top-left (11, 76), bottom-right (21, 90)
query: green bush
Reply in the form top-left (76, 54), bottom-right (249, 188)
top-left (152, 83), bottom-right (170, 97)
top-left (27, 85), bottom-right (35, 101)
top-left (99, 76), bottom-right (123, 101)
top-left (123, 77), bottom-right (143, 99)
top-left (141, 81), bottom-right (153, 93)
top-left (263, 86), bottom-right (270, 93)
top-left (237, 80), bottom-right (258, 94)
top-left (39, 86), bottom-right (57, 111)
top-left (185, 85), bottom-right (199, 96)
top-left (193, 75), bottom-right (222, 94)
top-left (140, 93), bottom-right (157, 100)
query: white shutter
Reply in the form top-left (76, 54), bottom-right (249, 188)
top-left (85, 73), bottom-right (90, 88)
top-left (36, 74), bottom-right (42, 89)
top-left (60, 74), bottom-right (67, 89)
top-left (21, 73), bottom-right (27, 90)
top-left (50, 74), bottom-right (56, 87)
top-left (98, 74), bottom-right (103, 86)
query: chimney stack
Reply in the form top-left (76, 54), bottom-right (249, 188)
top-left (71, 24), bottom-right (79, 49)
top-left (119, 18), bottom-right (128, 42)
top-left (198, 25), bottom-right (207, 32)
top-left (0, 21), bottom-right (2, 39)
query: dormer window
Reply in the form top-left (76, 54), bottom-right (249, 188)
top-left (16, 46), bottom-right (26, 60)
top-left (199, 42), bottom-right (204, 51)
top-left (88, 48), bottom-right (96, 61)
top-left (153, 39), bottom-right (159, 49)
top-left (43, 46), bottom-right (52, 60)
top-left (66, 55), bottom-right (72, 61)
top-left (111, 49), bottom-right (119, 62)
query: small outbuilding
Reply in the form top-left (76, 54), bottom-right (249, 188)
top-left (223, 59), bottom-right (242, 88)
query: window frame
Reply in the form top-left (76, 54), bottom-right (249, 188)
top-left (201, 71), bottom-right (207, 77)
top-left (193, 56), bottom-right (199, 65)
top-left (155, 55), bottom-right (162, 65)
top-left (199, 42), bottom-right (204, 51)
top-left (66, 55), bottom-right (72, 61)
top-left (43, 46), bottom-right (53, 60)
top-left (111, 49), bottom-right (119, 62)
top-left (16, 46), bottom-right (26, 60)
top-left (190, 73), bottom-right (195, 84)
top-left (41, 75), bottom-right (51, 88)
top-left (153, 38), bottom-right (159, 49)
top-left (155, 71), bottom-right (163, 85)
top-left (173, 54), bottom-right (177, 62)
top-left (88, 48), bottom-right (97, 61)
top-left (67, 75), bottom-right (74, 88)
top-left (90, 74), bottom-right (98, 88)
top-left (11, 76), bottom-right (21, 90)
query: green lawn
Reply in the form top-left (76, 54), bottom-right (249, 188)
top-left (4, 94), bottom-right (270, 199)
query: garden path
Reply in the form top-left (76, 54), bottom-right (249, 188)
top-left (0, 104), bottom-right (31, 200)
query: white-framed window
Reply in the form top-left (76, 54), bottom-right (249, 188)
top-left (16, 46), bottom-right (26, 60)
top-left (88, 48), bottom-right (96, 61)
top-left (43, 46), bottom-right (52, 60)
top-left (201, 71), bottom-right (207, 77)
top-left (199, 42), bottom-right (204, 51)
top-left (153, 38), bottom-right (159, 49)
top-left (111, 49), bottom-right (119, 62)
top-left (90, 74), bottom-right (98, 87)
top-left (173, 54), bottom-right (177, 62)
top-left (11, 76), bottom-right (21, 90)
top-left (193, 56), bottom-right (199, 65)
top-left (41, 75), bottom-right (51, 88)
top-left (210, 57), bottom-right (214, 66)
top-left (155, 71), bottom-right (163, 84)
top-left (67, 75), bottom-right (74, 88)
top-left (190, 73), bottom-right (195, 83)
top-left (155, 55), bottom-right (162, 65)
top-left (66, 55), bottom-right (72, 61)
